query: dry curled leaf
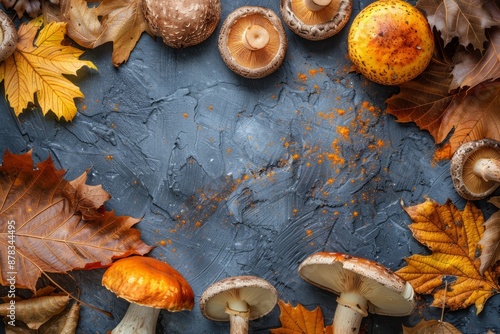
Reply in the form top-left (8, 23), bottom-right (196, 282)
top-left (0, 295), bottom-right (69, 329)
top-left (270, 300), bottom-right (332, 334)
top-left (396, 199), bottom-right (500, 314)
top-left (403, 319), bottom-right (462, 334)
top-left (37, 301), bottom-right (80, 334)
top-left (478, 197), bottom-right (500, 275)
top-left (1, 0), bottom-right (42, 18)
top-left (0, 17), bottom-right (97, 121)
top-left (0, 150), bottom-right (152, 291)
top-left (416, 0), bottom-right (500, 50)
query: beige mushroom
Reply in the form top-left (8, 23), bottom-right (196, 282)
top-left (218, 6), bottom-right (287, 79)
top-left (280, 0), bottom-right (352, 40)
top-left (450, 139), bottom-right (500, 201)
top-left (142, 0), bottom-right (221, 48)
top-left (0, 10), bottom-right (17, 62)
top-left (199, 276), bottom-right (278, 333)
top-left (299, 252), bottom-right (416, 334)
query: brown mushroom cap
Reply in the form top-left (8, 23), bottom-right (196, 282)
top-left (450, 139), bottom-right (500, 200)
top-left (298, 252), bottom-right (416, 316)
top-left (218, 6), bottom-right (287, 79)
top-left (0, 10), bottom-right (17, 62)
top-left (102, 256), bottom-right (194, 311)
top-left (199, 275), bottom-right (278, 321)
top-left (142, 0), bottom-right (221, 48)
top-left (280, 0), bottom-right (352, 40)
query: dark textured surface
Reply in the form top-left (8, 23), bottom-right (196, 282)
top-left (0, 0), bottom-right (499, 333)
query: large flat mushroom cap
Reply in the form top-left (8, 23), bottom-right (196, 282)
top-left (199, 275), bottom-right (278, 321)
top-left (218, 6), bottom-right (287, 79)
top-left (450, 139), bottom-right (500, 200)
top-left (298, 252), bottom-right (416, 316)
top-left (102, 256), bottom-right (194, 311)
top-left (280, 0), bottom-right (352, 40)
top-left (143, 0), bottom-right (221, 48)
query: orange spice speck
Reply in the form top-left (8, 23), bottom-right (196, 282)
top-left (159, 240), bottom-right (167, 246)
top-left (353, 211), bottom-right (359, 217)
top-left (183, 113), bottom-right (189, 118)
top-left (306, 229), bottom-right (313, 236)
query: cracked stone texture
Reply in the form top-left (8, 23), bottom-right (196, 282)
top-left (1, 0), bottom-right (499, 333)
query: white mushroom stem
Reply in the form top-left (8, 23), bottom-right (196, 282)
top-left (304, 0), bottom-right (332, 11)
top-left (472, 158), bottom-right (500, 182)
top-left (242, 25), bottom-right (270, 51)
top-left (111, 303), bottom-right (161, 334)
top-left (225, 300), bottom-right (250, 334)
top-left (333, 291), bottom-right (368, 334)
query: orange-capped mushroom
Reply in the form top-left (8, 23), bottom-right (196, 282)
top-left (102, 256), bottom-right (194, 334)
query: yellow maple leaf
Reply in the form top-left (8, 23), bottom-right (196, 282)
top-left (396, 199), bottom-right (500, 314)
top-left (270, 300), bottom-right (331, 334)
top-left (0, 17), bottom-right (97, 121)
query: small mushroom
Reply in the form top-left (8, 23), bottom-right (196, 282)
top-left (199, 275), bottom-right (278, 333)
top-left (280, 0), bottom-right (352, 40)
top-left (450, 139), bottom-right (500, 201)
top-left (142, 0), bottom-right (221, 48)
top-left (218, 6), bottom-right (287, 79)
top-left (298, 252), bottom-right (416, 334)
top-left (102, 256), bottom-right (194, 334)
top-left (0, 10), bottom-right (17, 62)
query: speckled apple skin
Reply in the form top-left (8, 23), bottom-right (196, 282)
top-left (347, 0), bottom-right (434, 85)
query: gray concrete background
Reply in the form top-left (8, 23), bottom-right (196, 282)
top-left (0, 0), bottom-right (499, 333)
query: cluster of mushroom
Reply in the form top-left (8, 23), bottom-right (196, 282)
top-left (102, 251), bottom-right (415, 333)
top-left (142, 1), bottom-right (354, 79)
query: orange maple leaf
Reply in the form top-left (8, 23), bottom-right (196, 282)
top-left (270, 300), bottom-right (332, 334)
top-left (396, 199), bottom-right (500, 314)
top-left (0, 150), bottom-right (152, 291)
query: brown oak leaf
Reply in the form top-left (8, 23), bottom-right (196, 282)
top-left (478, 197), bottom-right (500, 275)
top-left (1, 0), bottom-right (41, 18)
top-left (416, 0), bottom-right (500, 50)
top-left (396, 199), bottom-right (500, 314)
top-left (0, 150), bottom-right (152, 291)
top-left (402, 319), bottom-right (462, 334)
top-left (270, 300), bottom-right (331, 334)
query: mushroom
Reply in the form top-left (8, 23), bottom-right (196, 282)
top-left (218, 6), bottom-right (287, 79)
top-left (450, 139), bottom-right (500, 201)
top-left (102, 256), bottom-right (194, 334)
top-left (298, 252), bottom-right (416, 334)
top-left (347, 0), bottom-right (434, 85)
top-left (142, 0), bottom-right (221, 48)
top-left (199, 275), bottom-right (278, 333)
top-left (280, 0), bottom-right (352, 40)
top-left (0, 10), bottom-right (17, 62)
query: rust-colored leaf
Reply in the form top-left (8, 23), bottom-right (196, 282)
top-left (0, 295), bottom-right (69, 329)
top-left (478, 197), bottom-right (500, 275)
top-left (0, 150), bottom-right (152, 291)
top-left (402, 319), bottom-right (462, 334)
top-left (270, 300), bottom-right (330, 334)
top-left (396, 199), bottom-right (500, 314)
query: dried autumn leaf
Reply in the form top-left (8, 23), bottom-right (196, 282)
top-left (416, 0), bottom-right (500, 50)
top-left (37, 301), bottom-right (80, 334)
top-left (270, 300), bottom-right (330, 334)
top-left (478, 197), bottom-right (500, 275)
top-left (1, 0), bottom-right (41, 18)
top-left (60, 0), bottom-right (152, 67)
top-left (0, 17), bottom-right (97, 121)
top-left (451, 28), bottom-right (500, 90)
top-left (396, 199), bottom-right (500, 314)
top-left (0, 295), bottom-right (69, 329)
top-left (402, 319), bottom-right (462, 334)
top-left (386, 53), bottom-right (500, 153)
top-left (0, 150), bottom-right (152, 291)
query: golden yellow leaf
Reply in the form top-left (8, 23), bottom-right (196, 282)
top-left (0, 17), bottom-right (97, 121)
top-left (396, 199), bottom-right (500, 314)
top-left (402, 319), bottom-right (462, 334)
top-left (270, 300), bottom-right (329, 334)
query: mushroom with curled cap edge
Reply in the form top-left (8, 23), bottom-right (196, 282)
top-left (0, 10), bottom-right (17, 62)
top-left (199, 275), bottom-right (278, 333)
top-left (280, 0), bottom-right (352, 40)
top-left (218, 6), bottom-right (287, 79)
top-left (450, 139), bottom-right (500, 201)
top-left (142, 0), bottom-right (221, 48)
top-left (298, 252), bottom-right (416, 334)
top-left (102, 256), bottom-right (194, 334)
